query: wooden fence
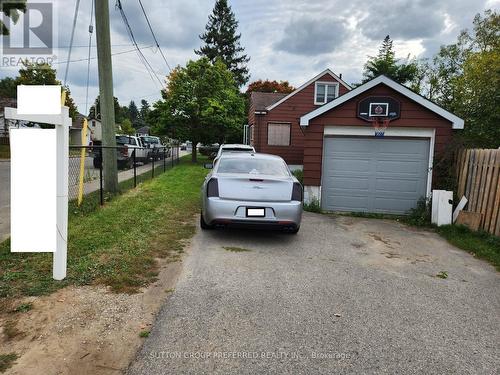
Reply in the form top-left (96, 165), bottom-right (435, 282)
top-left (456, 149), bottom-right (500, 236)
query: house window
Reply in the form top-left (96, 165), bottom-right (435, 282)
top-left (314, 82), bottom-right (339, 105)
top-left (267, 122), bottom-right (291, 146)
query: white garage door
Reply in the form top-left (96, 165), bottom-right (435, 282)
top-left (322, 137), bottom-right (430, 214)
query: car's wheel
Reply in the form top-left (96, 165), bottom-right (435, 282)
top-left (287, 226), bottom-right (300, 234)
top-left (200, 213), bottom-right (213, 230)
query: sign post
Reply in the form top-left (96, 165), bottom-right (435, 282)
top-left (5, 86), bottom-right (71, 280)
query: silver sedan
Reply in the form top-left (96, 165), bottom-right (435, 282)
top-left (200, 153), bottom-right (303, 234)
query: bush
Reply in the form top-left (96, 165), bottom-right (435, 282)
top-left (198, 145), bottom-right (219, 159)
top-left (404, 197), bottom-right (431, 227)
top-left (304, 198), bottom-right (321, 213)
top-left (292, 169), bottom-right (303, 185)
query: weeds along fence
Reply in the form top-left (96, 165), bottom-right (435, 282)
top-left (68, 144), bottom-right (181, 208)
top-left (456, 148), bottom-right (500, 236)
top-left (0, 130), bottom-right (9, 145)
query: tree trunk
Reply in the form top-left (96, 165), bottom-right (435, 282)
top-left (191, 140), bottom-right (197, 163)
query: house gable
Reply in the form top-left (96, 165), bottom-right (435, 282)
top-left (300, 75), bottom-right (464, 129)
top-left (266, 69), bottom-right (351, 111)
top-left (248, 69), bottom-right (351, 165)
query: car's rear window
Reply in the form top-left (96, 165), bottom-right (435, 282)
top-left (221, 148), bottom-right (253, 153)
top-left (142, 136), bottom-right (160, 144)
top-left (116, 135), bottom-right (133, 145)
top-left (217, 158), bottom-right (289, 176)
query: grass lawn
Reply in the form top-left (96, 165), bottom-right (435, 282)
top-left (0, 145), bottom-right (10, 159)
top-left (436, 225), bottom-right (500, 271)
top-left (0, 157), bottom-right (208, 299)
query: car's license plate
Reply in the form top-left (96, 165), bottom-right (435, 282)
top-left (246, 208), bottom-right (265, 217)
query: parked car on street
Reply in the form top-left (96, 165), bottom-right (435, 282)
top-left (214, 144), bottom-right (255, 162)
top-left (139, 135), bottom-right (171, 158)
top-left (91, 135), bottom-right (149, 169)
top-left (200, 153), bottom-right (303, 233)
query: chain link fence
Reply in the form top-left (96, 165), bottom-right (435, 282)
top-left (68, 144), bottom-right (181, 208)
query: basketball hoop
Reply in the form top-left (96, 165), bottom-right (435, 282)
top-left (371, 117), bottom-right (391, 137)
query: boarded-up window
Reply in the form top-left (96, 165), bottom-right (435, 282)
top-left (267, 122), bottom-right (291, 146)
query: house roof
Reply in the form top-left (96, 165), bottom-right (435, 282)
top-left (300, 75), bottom-right (465, 129)
top-left (136, 126), bottom-right (150, 133)
top-left (250, 92), bottom-right (287, 111)
top-left (265, 69), bottom-right (352, 111)
top-left (71, 112), bottom-right (87, 129)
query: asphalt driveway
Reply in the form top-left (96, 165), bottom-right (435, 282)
top-left (128, 213), bottom-right (500, 374)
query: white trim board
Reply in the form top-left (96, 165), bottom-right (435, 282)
top-left (322, 126), bottom-right (435, 198)
top-left (266, 69), bottom-right (351, 111)
top-left (300, 75), bottom-right (464, 129)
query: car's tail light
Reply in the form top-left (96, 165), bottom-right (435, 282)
top-left (207, 178), bottom-right (219, 197)
top-left (292, 182), bottom-right (303, 201)
top-left (120, 147), bottom-right (128, 157)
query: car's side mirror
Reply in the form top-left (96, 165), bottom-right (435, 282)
top-left (204, 163), bottom-right (214, 169)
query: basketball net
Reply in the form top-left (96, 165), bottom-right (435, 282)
top-left (371, 117), bottom-right (391, 137)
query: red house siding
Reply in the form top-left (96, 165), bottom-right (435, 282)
top-left (303, 83), bottom-right (454, 186)
top-left (251, 74), bottom-right (350, 165)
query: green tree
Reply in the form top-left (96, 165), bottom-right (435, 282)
top-left (128, 100), bottom-right (139, 125)
top-left (424, 10), bottom-right (499, 148)
top-left (246, 79), bottom-right (295, 94)
top-left (119, 118), bottom-right (135, 135)
top-left (0, 77), bottom-right (17, 97)
top-left (139, 99), bottom-right (150, 120)
top-left (362, 35), bottom-right (419, 86)
top-left (89, 96), bottom-right (124, 123)
top-left (16, 61), bottom-right (78, 119)
top-left (195, 0), bottom-right (250, 87)
top-left (0, 0), bottom-right (26, 35)
top-left (155, 58), bottom-right (245, 162)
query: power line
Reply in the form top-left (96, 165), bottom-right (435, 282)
top-left (54, 45), bottom-right (155, 65)
top-left (138, 0), bottom-right (172, 72)
top-left (115, 0), bottom-right (164, 88)
top-left (63, 0), bottom-right (81, 86)
top-left (74, 91), bottom-right (161, 106)
top-left (56, 43), bottom-right (136, 49)
top-left (84, 0), bottom-right (95, 115)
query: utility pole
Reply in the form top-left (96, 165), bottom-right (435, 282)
top-left (95, 0), bottom-right (119, 193)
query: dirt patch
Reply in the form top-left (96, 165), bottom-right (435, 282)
top-left (381, 251), bottom-right (401, 259)
top-left (223, 246), bottom-right (252, 253)
top-left (0, 249), bottom-right (187, 375)
top-left (368, 233), bottom-right (392, 246)
top-left (351, 242), bottom-right (365, 249)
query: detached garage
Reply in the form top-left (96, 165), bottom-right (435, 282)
top-left (299, 75), bottom-right (464, 215)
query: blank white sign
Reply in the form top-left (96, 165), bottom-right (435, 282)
top-left (17, 85), bottom-right (61, 115)
top-left (10, 128), bottom-right (57, 252)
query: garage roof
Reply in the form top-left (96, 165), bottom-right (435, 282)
top-left (299, 75), bottom-right (464, 129)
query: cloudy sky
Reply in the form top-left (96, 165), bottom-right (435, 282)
top-left (1, 0), bottom-right (499, 114)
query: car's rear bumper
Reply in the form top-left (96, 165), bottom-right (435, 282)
top-left (203, 197), bottom-right (302, 229)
